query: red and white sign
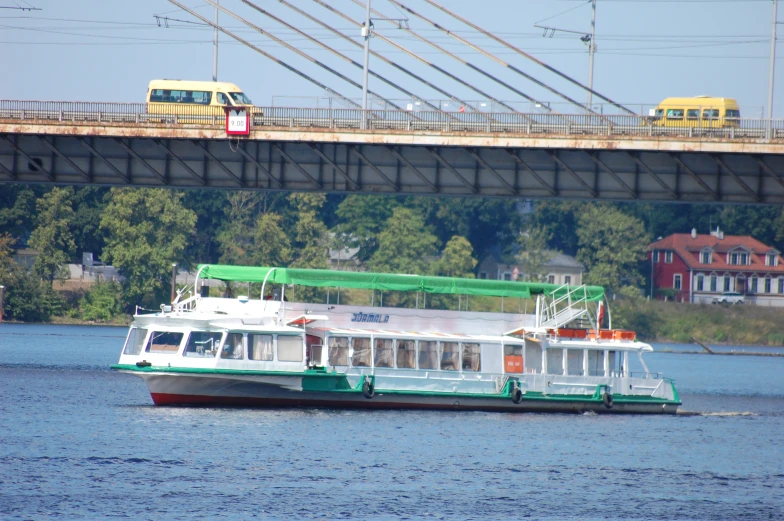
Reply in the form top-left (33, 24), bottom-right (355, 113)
top-left (225, 107), bottom-right (250, 135)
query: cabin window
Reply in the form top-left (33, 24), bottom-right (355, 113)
top-left (703, 109), bottom-right (719, 119)
top-left (418, 340), bottom-right (438, 370)
top-left (221, 332), bottom-right (244, 360)
top-left (396, 339), bottom-right (416, 369)
top-left (350, 338), bottom-right (371, 367)
top-left (328, 336), bottom-right (349, 366)
top-left (546, 348), bottom-right (564, 375)
top-left (248, 334), bottom-right (274, 361)
top-left (462, 343), bottom-right (481, 372)
top-left (441, 342), bottom-right (460, 371)
top-left (123, 327), bottom-right (147, 355)
top-left (567, 349), bottom-right (584, 376)
top-left (503, 345), bottom-right (523, 374)
top-left (278, 335), bottom-right (303, 362)
top-left (525, 343), bottom-right (542, 374)
top-left (146, 331), bottom-right (183, 355)
top-left (608, 351), bottom-right (623, 376)
top-left (588, 350), bottom-right (605, 376)
top-left (686, 109), bottom-right (699, 120)
top-left (184, 331), bottom-right (222, 358)
top-left (374, 338), bottom-right (394, 367)
top-left (666, 109), bottom-right (684, 120)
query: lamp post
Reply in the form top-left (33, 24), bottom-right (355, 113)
top-left (768, 0), bottom-right (780, 129)
top-left (171, 263), bottom-right (177, 303)
top-left (213, 0), bottom-right (219, 81)
top-left (0, 285), bottom-right (4, 323)
top-left (361, 0), bottom-right (372, 129)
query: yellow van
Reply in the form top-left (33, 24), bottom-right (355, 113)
top-left (146, 79), bottom-right (259, 121)
top-left (651, 96), bottom-right (740, 128)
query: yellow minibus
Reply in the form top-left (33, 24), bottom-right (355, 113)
top-left (650, 96), bottom-right (740, 128)
top-left (146, 79), bottom-right (259, 120)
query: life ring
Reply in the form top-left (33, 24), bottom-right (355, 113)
top-left (511, 386), bottom-right (523, 404)
top-left (602, 392), bottom-right (614, 409)
top-left (362, 380), bottom-right (375, 399)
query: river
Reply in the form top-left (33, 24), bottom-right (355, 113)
top-left (1, 323), bottom-right (782, 520)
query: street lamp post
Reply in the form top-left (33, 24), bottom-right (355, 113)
top-left (768, 0), bottom-right (780, 132)
top-left (361, 0), bottom-right (372, 129)
top-left (0, 285), bottom-right (4, 323)
top-left (171, 263), bottom-right (178, 303)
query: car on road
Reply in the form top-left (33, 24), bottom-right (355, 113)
top-left (712, 292), bottom-right (745, 305)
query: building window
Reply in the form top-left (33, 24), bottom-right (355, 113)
top-left (779, 279), bottom-right (784, 294)
top-left (764, 278), bottom-right (772, 294)
top-left (724, 276), bottom-right (731, 292)
top-left (503, 273), bottom-right (511, 281)
top-left (665, 251), bottom-right (673, 264)
top-left (710, 275), bottom-right (717, 292)
top-left (730, 252), bottom-right (739, 265)
top-left (750, 277), bottom-right (758, 294)
top-left (653, 251), bottom-right (659, 263)
top-left (548, 275), bottom-right (555, 284)
top-left (674, 274), bottom-right (682, 290)
top-left (767, 253), bottom-right (777, 267)
top-left (564, 275), bottom-right (571, 285)
top-left (701, 251), bottom-right (711, 264)
top-left (479, 272), bottom-right (487, 280)
top-left (740, 253), bottom-right (749, 265)
top-left (696, 276), bottom-right (704, 292)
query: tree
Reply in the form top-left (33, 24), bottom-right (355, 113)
top-left (576, 204), bottom-right (650, 295)
top-left (432, 236), bottom-right (477, 278)
top-left (368, 207), bottom-right (438, 276)
top-left (216, 192), bottom-right (263, 265)
top-left (28, 187), bottom-right (76, 286)
top-left (334, 195), bottom-right (401, 262)
top-left (289, 193), bottom-right (329, 270)
top-left (249, 213), bottom-right (292, 267)
top-left (515, 226), bottom-right (557, 282)
top-left (100, 188), bottom-right (197, 307)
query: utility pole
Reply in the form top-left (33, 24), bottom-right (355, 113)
top-left (213, 0), bottom-right (219, 81)
top-left (768, 0), bottom-right (780, 124)
top-left (361, 0), bottom-right (372, 129)
top-left (586, 0), bottom-right (596, 109)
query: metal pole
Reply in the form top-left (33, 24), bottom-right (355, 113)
top-left (0, 285), bottom-right (4, 323)
top-left (171, 263), bottom-right (177, 302)
top-left (587, 0), bottom-right (596, 109)
top-left (768, 0), bottom-right (778, 125)
top-left (213, 0), bottom-right (219, 81)
top-left (361, 0), bottom-right (372, 129)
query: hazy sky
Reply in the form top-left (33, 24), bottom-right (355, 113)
top-left (1, 0), bottom-right (781, 117)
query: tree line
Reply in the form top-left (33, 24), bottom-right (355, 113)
top-left (1, 184), bottom-right (783, 322)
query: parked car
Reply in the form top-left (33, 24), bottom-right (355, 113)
top-left (712, 292), bottom-right (745, 305)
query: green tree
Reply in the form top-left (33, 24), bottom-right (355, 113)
top-left (249, 213), bottom-right (292, 267)
top-left (0, 186), bottom-right (39, 239)
top-left (28, 187), bottom-right (76, 286)
top-left (516, 226), bottom-right (557, 282)
top-left (216, 191), bottom-right (263, 265)
top-left (78, 281), bottom-right (122, 322)
top-left (432, 236), bottom-right (477, 278)
top-left (334, 195), bottom-right (401, 262)
top-left (576, 205), bottom-right (650, 295)
top-left (368, 207), bottom-right (438, 275)
top-left (100, 188), bottom-right (197, 308)
top-left (289, 193), bottom-right (329, 270)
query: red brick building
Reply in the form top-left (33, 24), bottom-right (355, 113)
top-left (647, 229), bottom-right (784, 306)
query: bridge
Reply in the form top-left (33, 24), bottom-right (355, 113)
top-left (2, 100), bottom-right (784, 204)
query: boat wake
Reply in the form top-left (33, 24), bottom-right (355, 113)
top-left (676, 410), bottom-right (758, 417)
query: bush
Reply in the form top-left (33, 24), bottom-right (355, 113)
top-left (79, 281), bottom-right (122, 322)
top-left (4, 270), bottom-right (65, 322)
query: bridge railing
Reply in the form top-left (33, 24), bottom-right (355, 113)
top-left (1, 100), bottom-right (783, 140)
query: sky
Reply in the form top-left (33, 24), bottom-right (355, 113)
top-left (0, 0), bottom-right (782, 117)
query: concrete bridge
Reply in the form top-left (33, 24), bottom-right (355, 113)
top-left (2, 100), bottom-right (784, 204)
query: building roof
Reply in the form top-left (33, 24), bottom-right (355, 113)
top-left (648, 232), bottom-right (784, 273)
top-left (544, 253), bottom-right (584, 270)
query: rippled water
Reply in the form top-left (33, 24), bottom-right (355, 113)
top-left (1, 324), bottom-right (783, 520)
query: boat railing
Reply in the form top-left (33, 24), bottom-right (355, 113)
top-left (173, 294), bottom-right (200, 314)
top-left (538, 285), bottom-right (592, 329)
top-left (630, 371), bottom-right (662, 379)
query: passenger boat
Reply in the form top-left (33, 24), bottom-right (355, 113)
top-left (111, 265), bottom-right (680, 414)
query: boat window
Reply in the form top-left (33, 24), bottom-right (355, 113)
top-left (418, 340), bottom-right (438, 370)
top-left (504, 344), bottom-right (523, 374)
top-left (441, 342), bottom-right (460, 371)
top-left (546, 348), bottom-right (564, 375)
top-left (184, 331), bottom-right (222, 358)
top-left (277, 335), bottom-right (303, 362)
top-left (146, 331), bottom-right (183, 355)
top-left (249, 334), bottom-right (274, 361)
top-left (328, 336), bottom-right (349, 366)
top-left (525, 342), bottom-right (542, 374)
top-left (396, 339), bottom-right (416, 369)
top-left (462, 343), bottom-right (481, 372)
top-left (374, 338), bottom-right (394, 367)
top-left (351, 337), bottom-right (371, 367)
top-left (608, 350), bottom-right (623, 376)
top-left (123, 327), bottom-right (147, 355)
top-left (567, 349), bottom-right (584, 376)
top-left (588, 349), bottom-right (605, 376)
top-left (221, 332), bottom-right (244, 360)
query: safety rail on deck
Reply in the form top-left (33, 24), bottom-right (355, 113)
top-left (1, 100), bottom-right (783, 140)
top-left (538, 284), bottom-right (593, 330)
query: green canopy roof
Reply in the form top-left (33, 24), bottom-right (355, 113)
top-left (196, 265), bottom-right (605, 302)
